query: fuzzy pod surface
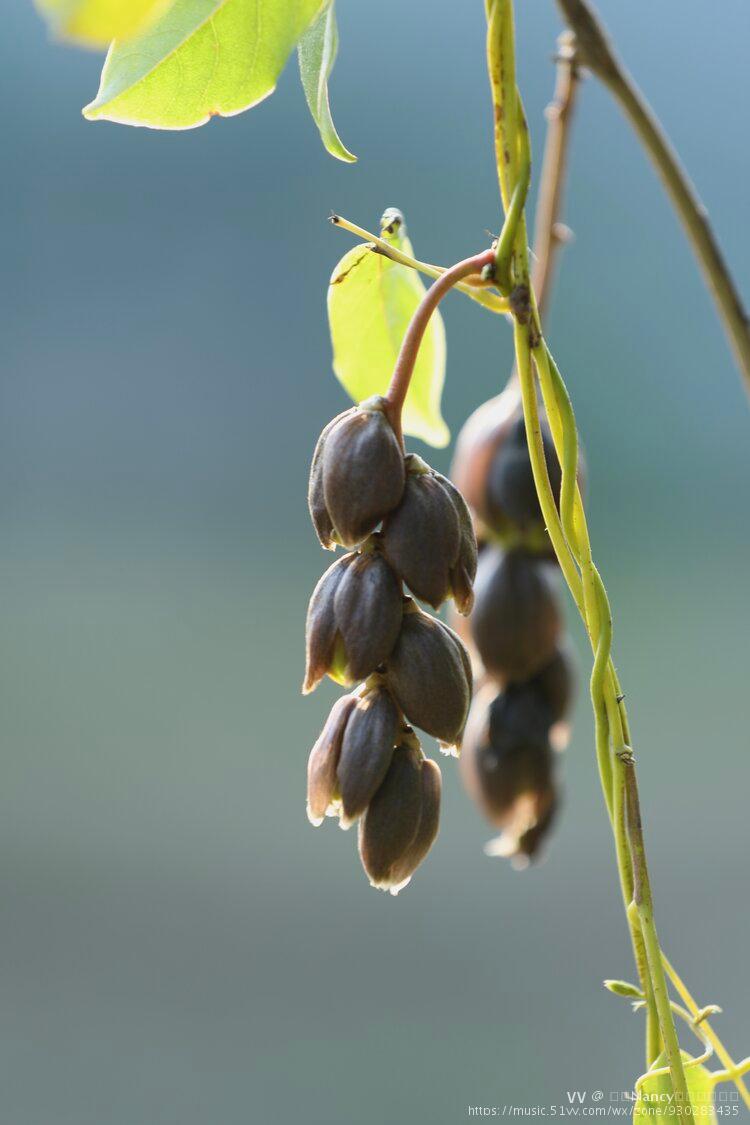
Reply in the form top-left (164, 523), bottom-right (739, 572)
top-left (308, 406), bottom-right (356, 550)
top-left (306, 693), bottom-right (358, 825)
top-left (382, 457), bottom-right (477, 613)
top-left (309, 397), bottom-right (405, 549)
top-left (303, 550), bottom-right (402, 693)
top-left (385, 604), bottom-right (472, 750)
top-left (336, 683), bottom-right (400, 826)
top-left (358, 742), bottom-right (424, 889)
top-left (388, 757), bottom-right (442, 891)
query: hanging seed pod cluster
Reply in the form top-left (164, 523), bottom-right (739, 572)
top-left (451, 383), bottom-right (584, 865)
top-left (304, 394), bottom-right (477, 893)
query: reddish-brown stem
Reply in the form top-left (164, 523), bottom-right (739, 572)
top-left (556, 0), bottom-right (750, 398)
top-left (532, 30), bottom-right (580, 322)
top-left (384, 249), bottom-right (496, 445)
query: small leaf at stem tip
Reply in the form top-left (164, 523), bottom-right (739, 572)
top-left (327, 211), bottom-right (449, 448)
top-left (603, 979), bottom-right (644, 999)
top-left (297, 1), bottom-right (356, 162)
top-left (82, 0), bottom-right (323, 130)
top-left (36, 0), bottom-right (171, 49)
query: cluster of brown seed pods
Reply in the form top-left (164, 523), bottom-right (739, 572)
top-left (304, 394), bottom-right (477, 893)
top-left (451, 382), bottom-right (583, 866)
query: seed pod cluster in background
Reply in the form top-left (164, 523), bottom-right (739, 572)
top-left (451, 382), bottom-right (582, 866)
top-left (304, 395), bottom-right (477, 893)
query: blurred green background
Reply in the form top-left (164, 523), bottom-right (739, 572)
top-left (2, 3), bottom-right (749, 1122)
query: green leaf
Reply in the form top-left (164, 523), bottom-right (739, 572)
top-left (634, 1052), bottom-right (716, 1123)
top-left (327, 212), bottom-right (449, 449)
top-left (297, 1), bottom-right (355, 162)
top-left (36, 0), bottom-right (171, 48)
top-left (83, 0), bottom-right (324, 130)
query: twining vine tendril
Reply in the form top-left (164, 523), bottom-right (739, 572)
top-left (486, 0), bottom-right (748, 1111)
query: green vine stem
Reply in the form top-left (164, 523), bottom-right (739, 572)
top-left (621, 764), bottom-right (688, 1103)
top-left (489, 26), bottom-right (580, 442)
top-left (712, 1060), bottom-right (750, 1088)
top-left (660, 953), bottom-right (750, 1111)
top-left (486, 0), bottom-right (694, 1106)
top-left (555, 0), bottom-right (750, 399)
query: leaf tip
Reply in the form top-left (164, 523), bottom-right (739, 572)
top-left (404, 418), bottom-right (451, 450)
top-left (430, 425), bottom-right (451, 450)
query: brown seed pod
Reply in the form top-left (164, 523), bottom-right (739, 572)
top-left (439, 472), bottom-right (479, 614)
top-left (303, 550), bottom-right (402, 693)
top-left (491, 647), bottom-right (577, 754)
top-left (450, 386), bottom-right (521, 532)
top-left (514, 793), bottom-right (559, 863)
top-left (486, 411), bottom-right (563, 531)
top-left (358, 741), bottom-right (424, 890)
top-left (522, 645), bottom-right (576, 728)
top-left (460, 688), bottom-right (555, 833)
top-left (309, 396), bottom-right (405, 549)
top-left (451, 390), bottom-right (585, 549)
top-left (385, 603), bottom-right (472, 751)
top-left (336, 683), bottom-right (400, 827)
top-left (470, 546), bottom-right (562, 683)
top-left (387, 757), bottom-right (442, 893)
top-left (306, 693), bottom-right (358, 825)
top-left (381, 456), bottom-right (477, 613)
top-left (333, 551), bottom-right (403, 680)
top-left (308, 407), bottom-right (356, 549)
top-left (303, 553), bottom-right (356, 693)
top-left (487, 679), bottom-right (555, 747)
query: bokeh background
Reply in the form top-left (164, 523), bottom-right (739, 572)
top-left (2, 2), bottom-right (749, 1122)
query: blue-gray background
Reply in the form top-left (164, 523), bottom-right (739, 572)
top-left (2, 3), bottom-right (749, 1123)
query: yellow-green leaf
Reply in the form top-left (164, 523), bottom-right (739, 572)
top-left (36, 0), bottom-right (172, 48)
top-left (327, 212), bottom-right (449, 449)
top-left (297, 1), bottom-right (355, 162)
top-left (83, 0), bottom-right (324, 130)
top-left (633, 1052), bottom-right (716, 1123)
